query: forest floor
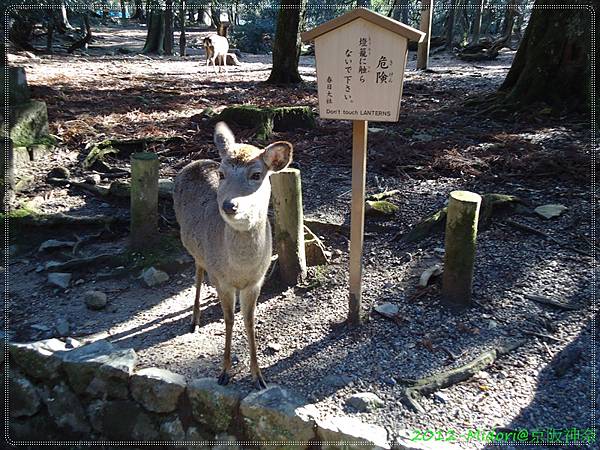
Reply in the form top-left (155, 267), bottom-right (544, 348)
top-left (6, 23), bottom-right (596, 449)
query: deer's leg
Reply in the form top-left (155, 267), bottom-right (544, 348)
top-left (213, 57), bottom-right (218, 74)
top-left (216, 283), bottom-right (236, 385)
top-left (240, 284), bottom-right (267, 390)
top-left (190, 265), bottom-right (204, 333)
top-left (223, 54), bottom-right (228, 73)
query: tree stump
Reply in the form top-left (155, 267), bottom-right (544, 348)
top-left (442, 191), bottom-right (482, 309)
top-left (271, 168), bottom-right (307, 285)
top-left (130, 152), bottom-right (159, 250)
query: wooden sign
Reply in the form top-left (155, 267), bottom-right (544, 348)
top-left (302, 9), bottom-right (425, 326)
top-left (303, 8), bottom-right (424, 122)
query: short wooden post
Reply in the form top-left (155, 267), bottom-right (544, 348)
top-left (271, 168), bottom-right (307, 285)
top-left (417, 0), bottom-right (433, 70)
top-left (130, 152), bottom-right (159, 249)
top-left (348, 120), bottom-right (368, 326)
top-left (442, 190), bottom-right (482, 308)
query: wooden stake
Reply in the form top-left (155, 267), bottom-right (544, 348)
top-left (417, 0), bottom-right (433, 70)
top-left (130, 152), bottom-right (159, 250)
top-left (442, 190), bottom-right (482, 309)
top-left (271, 168), bottom-right (307, 285)
top-left (348, 120), bottom-right (368, 326)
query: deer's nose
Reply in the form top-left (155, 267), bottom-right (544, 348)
top-left (222, 200), bottom-right (237, 215)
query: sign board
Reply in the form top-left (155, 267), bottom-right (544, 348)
top-left (302, 9), bottom-right (425, 326)
top-left (303, 8), bottom-right (425, 122)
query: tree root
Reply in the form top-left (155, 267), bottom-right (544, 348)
top-left (2, 211), bottom-right (127, 229)
top-left (400, 340), bottom-right (525, 412)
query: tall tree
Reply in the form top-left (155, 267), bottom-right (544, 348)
top-left (445, 0), bottom-right (457, 47)
top-left (267, 0), bottom-right (307, 84)
top-left (499, 0), bottom-right (590, 111)
top-left (179, 0), bottom-right (186, 56)
top-left (471, 0), bottom-right (484, 43)
top-left (142, 1), bottom-right (174, 55)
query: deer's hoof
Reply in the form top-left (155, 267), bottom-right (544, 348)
top-left (254, 375), bottom-right (268, 390)
top-left (217, 371), bottom-right (231, 386)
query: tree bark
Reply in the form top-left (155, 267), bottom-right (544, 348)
top-left (120, 0), bottom-right (127, 19)
top-left (131, 0), bottom-right (145, 21)
top-left (59, 2), bottom-right (73, 29)
top-left (499, 0), bottom-right (590, 111)
top-left (179, 1), bottom-right (187, 56)
top-left (130, 153), bottom-right (159, 250)
top-left (142, 2), bottom-right (174, 55)
top-left (267, 0), bottom-right (306, 84)
top-left (445, 0), bottom-right (457, 48)
top-left (501, 0), bottom-right (518, 42)
top-left (164, 0), bottom-right (174, 55)
top-left (67, 14), bottom-right (92, 53)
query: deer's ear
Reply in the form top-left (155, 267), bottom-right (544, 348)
top-left (214, 122), bottom-right (236, 159)
top-left (262, 141), bottom-right (293, 172)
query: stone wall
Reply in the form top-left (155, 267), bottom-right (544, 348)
top-left (4, 335), bottom-right (397, 449)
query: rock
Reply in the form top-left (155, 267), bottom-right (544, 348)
top-left (97, 400), bottom-right (159, 441)
top-left (47, 166), bottom-right (70, 179)
top-left (159, 416), bottom-right (186, 441)
top-left (5, 67), bottom-right (30, 104)
top-left (65, 337), bottom-right (81, 349)
top-left (419, 265), bottom-right (442, 287)
top-left (186, 426), bottom-right (213, 448)
top-left (38, 239), bottom-right (76, 252)
top-left (59, 340), bottom-right (137, 398)
top-left (305, 226), bottom-right (329, 266)
top-left (87, 400), bottom-right (104, 433)
top-left (323, 374), bottom-right (353, 389)
top-left (43, 383), bottom-right (90, 434)
top-left (188, 377), bottom-right (242, 432)
top-left (47, 272), bottom-right (71, 289)
top-left (413, 132), bottom-right (433, 142)
top-left (9, 370), bottom-right (41, 417)
top-left (84, 173), bottom-right (102, 185)
top-left (5, 100), bottom-right (50, 147)
top-left (9, 338), bottom-right (68, 379)
top-left (317, 416), bottom-right (390, 449)
top-left (345, 392), bottom-right (384, 412)
top-left (365, 200), bottom-right (399, 217)
top-left (142, 266), bottom-right (170, 287)
top-left (130, 367), bottom-right (186, 413)
top-left (213, 433), bottom-right (241, 450)
top-left (54, 318), bottom-right (70, 337)
top-left (240, 385), bottom-right (318, 447)
top-left (267, 342), bottom-right (282, 352)
top-left (434, 392), bottom-right (449, 404)
top-left (534, 203), bottom-right (568, 219)
top-left (84, 290), bottom-right (108, 310)
top-left (374, 303), bottom-right (399, 319)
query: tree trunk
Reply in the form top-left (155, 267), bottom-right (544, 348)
top-left (472, 0), bottom-right (484, 43)
top-left (179, 1), bottom-right (186, 56)
top-left (120, 0), bottom-right (127, 19)
top-left (357, 0), bottom-right (371, 6)
top-left (164, 0), bottom-right (174, 55)
top-left (211, 5), bottom-right (221, 30)
top-left (445, 0), bottom-right (456, 48)
top-left (67, 14), bottom-right (92, 53)
top-left (102, 1), bottom-right (109, 20)
top-left (143, 3), bottom-right (174, 55)
top-left (59, 2), bottom-right (72, 29)
top-left (131, 0), bottom-right (145, 21)
top-left (501, 0), bottom-right (517, 41)
top-left (267, 0), bottom-right (306, 84)
top-left (499, 0), bottom-right (590, 112)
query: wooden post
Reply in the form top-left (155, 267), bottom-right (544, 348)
top-left (417, 0), bottom-right (433, 70)
top-left (348, 120), bottom-right (368, 326)
top-left (442, 191), bottom-right (482, 309)
top-left (271, 168), bottom-right (307, 285)
top-left (130, 152), bottom-right (159, 250)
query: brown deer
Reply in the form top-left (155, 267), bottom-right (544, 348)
top-left (173, 122), bottom-right (292, 389)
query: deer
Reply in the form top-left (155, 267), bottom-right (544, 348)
top-left (203, 34), bottom-right (229, 74)
top-left (173, 122), bottom-right (292, 390)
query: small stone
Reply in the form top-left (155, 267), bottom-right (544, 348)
top-left (374, 302), bottom-right (399, 319)
top-left (534, 204), bottom-right (567, 219)
top-left (47, 166), bottom-right (70, 179)
top-left (267, 342), bottom-right (282, 352)
top-left (317, 416), bottom-right (390, 449)
top-left (84, 290), bottom-right (108, 310)
top-left (434, 391), bottom-right (450, 403)
top-left (130, 367), bottom-right (186, 413)
top-left (84, 174), bottom-right (102, 185)
top-left (365, 200), bottom-right (399, 216)
top-left (323, 374), bottom-right (352, 389)
top-left (47, 272), bottom-right (71, 289)
top-left (345, 392), bottom-right (384, 412)
top-left (142, 267), bottom-right (169, 287)
top-left (419, 265), bottom-right (442, 287)
top-left (54, 318), bottom-right (70, 337)
top-left (65, 337), bottom-right (81, 349)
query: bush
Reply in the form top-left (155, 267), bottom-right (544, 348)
top-left (229, 19), bottom-right (274, 54)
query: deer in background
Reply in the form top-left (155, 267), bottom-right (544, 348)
top-left (203, 34), bottom-right (229, 74)
top-left (173, 122), bottom-right (293, 389)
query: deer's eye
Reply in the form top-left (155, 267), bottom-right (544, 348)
top-left (250, 172), bottom-right (261, 181)
top-left (218, 171), bottom-right (225, 180)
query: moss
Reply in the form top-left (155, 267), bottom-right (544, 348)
top-left (214, 105), bottom-right (315, 141)
top-left (125, 233), bottom-right (186, 272)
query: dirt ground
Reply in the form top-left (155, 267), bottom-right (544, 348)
top-left (6, 22), bottom-right (596, 449)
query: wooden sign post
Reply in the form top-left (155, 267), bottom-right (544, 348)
top-left (302, 9), bottom-right (425, 326)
